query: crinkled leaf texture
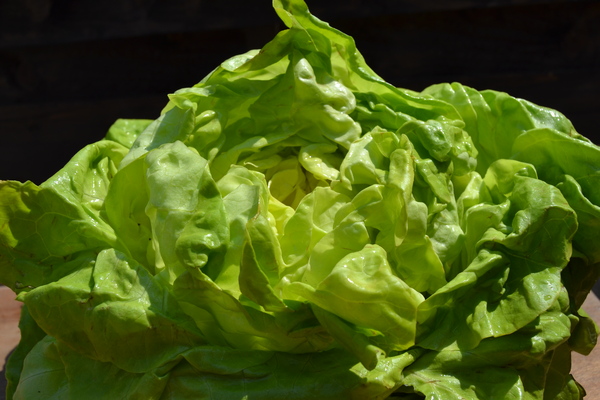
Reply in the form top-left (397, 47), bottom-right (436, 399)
top-left (1, 1), bottom-right (599, 399)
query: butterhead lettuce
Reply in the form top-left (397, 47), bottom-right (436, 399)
top-left (1, 0), bottom-right (599, 399)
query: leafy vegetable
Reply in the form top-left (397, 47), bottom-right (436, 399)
top-left (1, 0), bottom-right (599, 398)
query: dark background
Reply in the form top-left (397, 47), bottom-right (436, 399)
top-left (0, 0), bottom-right (599, 184)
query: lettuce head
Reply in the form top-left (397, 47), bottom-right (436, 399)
top-left (1, 0), bottom-right (599, 399)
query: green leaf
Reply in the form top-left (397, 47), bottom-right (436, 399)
top-left (21, 248), bottom-right (205, 373)
top-left (2, 0), bottom-right (599, 398)
top-left (287, 244), bottom-right (424, 351)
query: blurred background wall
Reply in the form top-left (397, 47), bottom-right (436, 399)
top-left (1, 0), bottom-right (598, 184)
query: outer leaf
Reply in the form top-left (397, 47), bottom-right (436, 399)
top-left (0, 139), bottom-right (127, 291)
top-left (4, 305), bottom-right (46, 400)
top-left (21, 248), bottom-right (205, 373)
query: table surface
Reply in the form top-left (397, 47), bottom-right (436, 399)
top-left (1, 285), bottom-right (599, 397)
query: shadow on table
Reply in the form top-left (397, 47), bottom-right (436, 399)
top-left (1, 349), bottom-right (14, 400)
top-left (1, 355), bottom-right (7, 400)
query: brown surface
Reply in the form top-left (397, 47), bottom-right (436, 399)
top-left (1, 285), bottom-right (599, 396)
top-left (0, 286), bottom-right (20, 370)
top-left (572, 291), bottom-right (600, 398)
